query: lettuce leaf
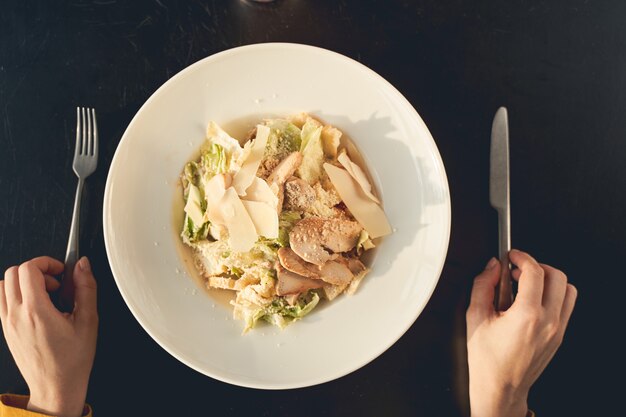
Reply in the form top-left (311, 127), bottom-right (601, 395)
top-left (277, 210), bottom-right (301, 247)
top-left (297, 120), bottom-right (324, 184)
top-left (263, 292), bottom-right (320, 327)
top-left (267, 292), bottom-right (320, 319)
top-left (266, 120), bottom-right (301, 156)
top-left (238, 291), bottom-right (320, 333)
top-left (182, 161), bottom-right (201, 200)
top-left (181, 214), bottom-right (210, 244)
top-left (201, 143), bottom-right (227, 178)
top-left (203, 121), bottom-right (244, 172)
top-left (258, 120), bottom-right (302, 177)
top-left (300, 119), bottom-right (321, 150)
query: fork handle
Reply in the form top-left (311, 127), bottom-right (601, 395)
top-left (60, 177), bottom-right (84, 311)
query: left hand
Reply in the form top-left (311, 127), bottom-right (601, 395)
top-left (0, 256), bottom-right (98, 417)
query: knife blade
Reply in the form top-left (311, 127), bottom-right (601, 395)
top-left (490, 107), bottom-right (513, 311)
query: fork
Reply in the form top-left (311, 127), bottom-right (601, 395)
top-left (59, 107), bottom-right (98, 310)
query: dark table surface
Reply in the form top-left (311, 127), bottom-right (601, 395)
top-left (1, 1), bottom-right (624, 416)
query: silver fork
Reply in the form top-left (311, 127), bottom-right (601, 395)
top-left (60, 107), bottom-right (98, 310)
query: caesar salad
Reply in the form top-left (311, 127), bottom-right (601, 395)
top-left (180, 113), bottom-right (392, 332)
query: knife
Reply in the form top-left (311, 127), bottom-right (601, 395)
top-left (490, 107), bottom-right (513, 311)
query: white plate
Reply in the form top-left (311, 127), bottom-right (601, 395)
top-left (103, 43), bottom-right (450, 389)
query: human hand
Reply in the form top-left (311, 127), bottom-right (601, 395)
top-left (0, 256), bottom-right (98, 417)
top-left (466, 249), bottom-right (577, 417)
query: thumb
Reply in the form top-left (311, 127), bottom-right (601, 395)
top-left (72, 257), bottom-right (98, 326)
top-left (467, 258), bottom-right (500, 319)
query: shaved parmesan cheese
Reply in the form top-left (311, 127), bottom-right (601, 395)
top-left (323, 163), bottom-right (391, 238)
top-left (343, 139), bottom-right (369, 180)
top-left (205, 173), bottom-right (231, 205)
top-left (241, 177), bottom-right (279, 209)
top-left (236, 140), bottom-right (253, 167)
top-left (184, 184), bottom-right (204, 225)
top-left (337, 151), bottom-right (380, 204)
top-left (202, 174), bottom-right (231, 223)
top-left (241, 200), bottom-right (279, 239)
top-left (232, 125), bottom-right (270, 196)
top-left (209, 188), bottom-right (258, 252)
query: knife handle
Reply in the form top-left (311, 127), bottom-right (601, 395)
top-left (495, 210), bottom-right (513, 311)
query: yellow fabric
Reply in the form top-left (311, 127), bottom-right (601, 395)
top-left (1, 392), bottom-right (535, 417)
top-left (0, 395), bottom-right (91, 417)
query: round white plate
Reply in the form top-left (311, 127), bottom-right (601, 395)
top-left (103, 43), bottom-right (450, 389)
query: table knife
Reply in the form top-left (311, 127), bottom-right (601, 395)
top-left (490, 107), bottom-right (513, 311)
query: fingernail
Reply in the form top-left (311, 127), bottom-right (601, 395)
top-left (79, 257), bottom-right (91, 272)
top-left (485, 257), bottom-right (498, 270)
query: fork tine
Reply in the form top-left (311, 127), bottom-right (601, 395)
top-left (86, 108), bottom-right (93, 156)
top-left (92, 109), bottom-right (98, 158)
top-left (75, 107), bottom-right (81, 156)
top-left (81, 107), bottom-right (87, 155)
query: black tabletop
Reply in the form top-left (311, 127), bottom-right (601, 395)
top-left (1, 1), bottom-right (623, 416)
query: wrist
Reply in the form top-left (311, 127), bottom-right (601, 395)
top-left (28, 387), bottom-right (86, 417)
top-left (470, 383), bottom-right (528, 417)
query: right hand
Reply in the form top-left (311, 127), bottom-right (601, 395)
top-left (0, 256), bottom-right (98, 417)
top-left (466, 249), bottom-right (577, 417)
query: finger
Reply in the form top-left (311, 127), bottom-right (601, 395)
top-left (72, 257), bottom-right (98, 326)
top-left (0, 281), bottom-right (7, 321)
top-left (509, 249), bottom-right (544, 306)
top-left (18, 261), bottom-right (56, 308)
top-left (540, 263), bottom-right (568, 317)
top-left (43, 274), bottom-right (61, 292)
top-left (4, 266), bottom-right (21, 306)
top-left (28, 256), bottom-right (64, 276)
top-left (467, 258), bottom-right (500, 319)
top-left (511, 268), bottom-right (521, 280)
top-left (559, 284), bottom-right (578, 335)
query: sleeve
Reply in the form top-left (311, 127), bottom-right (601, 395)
top-left (0, 394), bottom-right (92, 417)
